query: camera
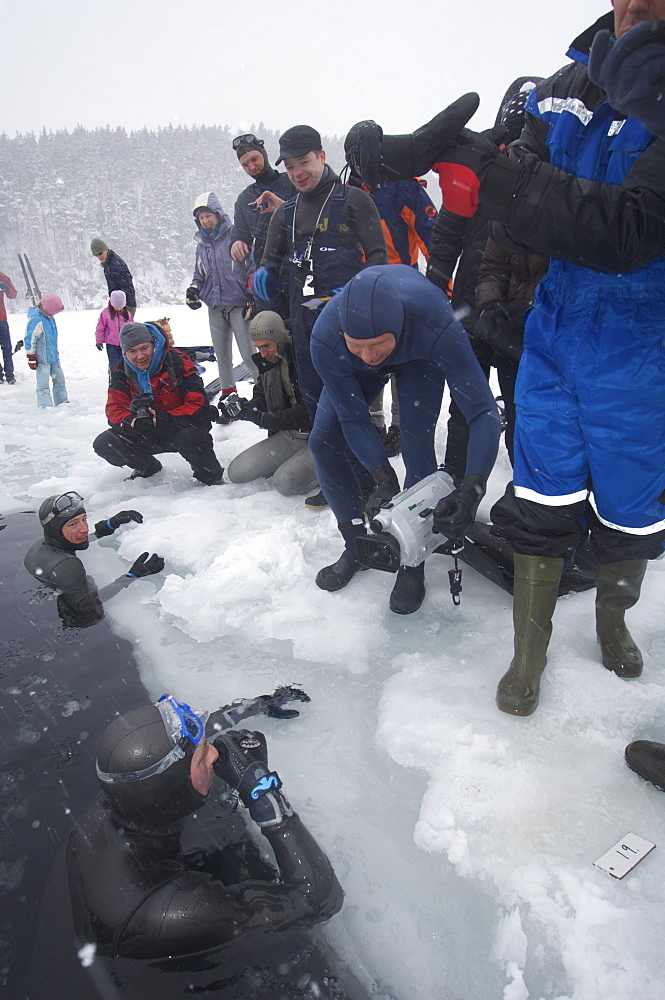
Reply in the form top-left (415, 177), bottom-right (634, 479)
top-left (248, 200), bottom-right (267, 213)
top-left (355, 470), bottom-right (456, 572)
top-left (129, 396), bottom-right (155, 434)
top-left (219, 392), bottom-right (243, 420)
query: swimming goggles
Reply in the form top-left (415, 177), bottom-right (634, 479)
top-left (96, 695), bottom-right (209, 784)
top-left (233, 133), bottom-right (264, 150)
top-left (41, 491), bottom-right (85, 524)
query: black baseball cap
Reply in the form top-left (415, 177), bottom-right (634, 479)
top-left (275, 125), bottom-right (323, 165)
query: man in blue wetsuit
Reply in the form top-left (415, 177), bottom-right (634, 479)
top-left (309, 264), bottom-right (501, 614)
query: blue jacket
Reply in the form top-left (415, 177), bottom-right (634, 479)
top-left (25, 305), bottom-right (60, 363)
top-left (360, 178), bottom-right (437, 266)
top-left (311, 265), bottom-right (500, 479)
top-left (192, 192), bottom-right (254, 310)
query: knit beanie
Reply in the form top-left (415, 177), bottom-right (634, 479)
top-left (110, 290), bottom-right (126, 309)
top-left (91, 238), bottom-right (109, 256)
top-left (249, 310), bottom-right (289, 353)
top-left (40, 294), bottom-right (64, 316)
top-left (120, 322), bottom-right (156, 353)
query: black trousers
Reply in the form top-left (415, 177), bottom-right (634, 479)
top-left (93, 423), bottom-right (223, 484)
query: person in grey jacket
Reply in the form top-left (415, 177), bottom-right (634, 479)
top-left (185, 192), bottom-right (258, 399)
top-left (227, 311), bottom-right (318, 496)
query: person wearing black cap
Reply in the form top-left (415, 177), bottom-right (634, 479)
top-left (65, 691), bottom-right (343, 966)
top-left (93, 320), bottom-right (225, 484)
top-left (252, 124), bottom-right (387, 424)
top-left (308, 264), bottom-right (501, 614)
top-left (23, 491), bottom-right (164, 625)
top-left (230, 134), bottom-right (296, 267)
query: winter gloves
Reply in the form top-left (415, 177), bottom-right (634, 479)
top-left (213, 729), bottom-right (292, 828)
top-left (433, 473), bottom-right (486, 540)
top-left (27, 353), bottom-right (38, 370)
top-left (588, 21), bottom-right (665, 140)
top-left (475, 301), bottom-right (526, 363)
top-left (126, 552), bottom-right (165, 578)
top-left (249, 265), bottom-right (281, 306)
top-left (94, 509), bottom-right (143, 537)
top-left (185, 286), bottom-right (202, 310)
top-left (365, 464), bottom-right (401, 520)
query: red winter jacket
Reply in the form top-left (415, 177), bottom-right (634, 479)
top-left (0, 272), bottom-right (17, 322)
top-left (105, 346), bottom-right (211, 428)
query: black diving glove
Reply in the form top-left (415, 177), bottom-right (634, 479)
top-left (432, 474), bottom-right (486, 540)
top-left (126, 552), bottom-right (165, 578)
top-left (95, 509), bottom-right (144, 537)
top-left (365, 464), bottom-right (400, 520)
top-left (209, 685), bottom-right (311, 732)
top-left (213, 729), bottom-right (292, 827)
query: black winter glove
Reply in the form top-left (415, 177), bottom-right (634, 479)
top-left (236, 406), bottom-right (264, 427)
top-left (475, 301), bottom-right (526, 363)
top-left (432, 128), bottom-right (520, 218)
top-left (95, 509), bottom-right (143, 537)
top-left (433, 473), bottom-right (486, 540)
top-left (185, 285), bottom-right (202, 310)
top-left (126, 551), bottom-right (165, 578)
top-left (13, 339), bottom-right (24, 354)
top-left (588, 21), bottom-right (665, 140)
top-left (213, 729), bottom-right (292, 827)
top-left (365, 463), bottom-right (400, 520)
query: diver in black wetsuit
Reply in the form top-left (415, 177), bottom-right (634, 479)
top-left (23, 491), bottom-right (164, 625)
top-left (66, 691), bottom-right (342, 962)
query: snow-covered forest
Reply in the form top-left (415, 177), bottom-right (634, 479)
top-left (0, 124), bottom-right (346, 310)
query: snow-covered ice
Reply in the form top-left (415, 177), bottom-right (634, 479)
top-left (1, 304), bottom-right (664, 1000)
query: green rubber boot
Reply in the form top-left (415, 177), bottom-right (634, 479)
top-left (496, 553), bottom-right (564, 716)
top-left (595, 560), bottom-right (647, 678)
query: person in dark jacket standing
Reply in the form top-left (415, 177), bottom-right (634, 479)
top-left (227, 311), bottom-right (318, 496)
top-left (426, 4), bottom-right (665, 716)
top-left (425, 77), bottom-right (543, 481)
top-left (0, 268), bottom-right (18, 384)
top-left (93, 321), bottom-right (225, 485)
top-left (66, 694), bottom-right (343, 962)
top-left (91, 238), bottom-right (137, 313)
top-left (186, 191), bottom-right (258, 404)
top-left (230, 134), bottom-right (296, 268)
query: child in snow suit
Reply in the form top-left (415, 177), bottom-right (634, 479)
top-left (25, 294), bottom-right (69, 408)
top-left (95, 289), bottom-right (132, 370)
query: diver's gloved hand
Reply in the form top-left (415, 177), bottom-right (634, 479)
top-left (249, 264), bottom-right (281, 305)
top-left (588, 21), bottom-right (665, 139)
top-left (259, 685), bottom-right (310, 719)
top-left (365, 463), bottom-right (400, 520)
top-left (432, 473), bottom-right (486, 540)
top-left (95, 509), bottom-right (144, 537)
top-left (213, 729), bottom-right (292, 827)
top-left (209, 686), bottom-right (311, 733)
top-left (432, 128), bottom-right (518, 218)
top-left (126, 551), bottom-right (165, 578)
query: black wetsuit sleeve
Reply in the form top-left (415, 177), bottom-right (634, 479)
top-left (121, 813), bottom-right (343, 959)
top-left (260, 205), bottom-right (289, 268)
top-left (482, 109), bottom-right (665, 273)
top-left (342, 187), bottom-right (388, 266)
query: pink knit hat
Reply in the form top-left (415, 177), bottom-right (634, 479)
top-left (110, 289), bottom-right (126, 309)
top-left (41, 294), bottom-right (64, 316)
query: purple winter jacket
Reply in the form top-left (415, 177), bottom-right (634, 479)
top-left (191, 192), bottom-right (255, 310)
top-left (95, 304), bottom-right (133, 346)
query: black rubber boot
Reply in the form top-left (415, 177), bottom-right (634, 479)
top-left (389, 563), bottom-right (425, 615)
top-left (305, 489), bottom-right (329, 511)
top-left (496, 553), bottom-right (563, 716)
top-left (595, 560), bottom-right (647, 678)
top-left (625, 740), bottom-right (665, 791)
top-left (316, 522), bottom-right (367, 592)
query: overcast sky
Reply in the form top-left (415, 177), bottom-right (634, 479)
top-left (3, 0), bottom-right (610, 138)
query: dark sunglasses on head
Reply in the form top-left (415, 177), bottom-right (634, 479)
top-left (233, 133), bottom-right (264, 150)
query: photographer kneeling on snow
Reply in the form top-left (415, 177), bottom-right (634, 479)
top-left (226, 311), bottom-right (318, 497)
top-left (93, 321), bottom-right (225, 485)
